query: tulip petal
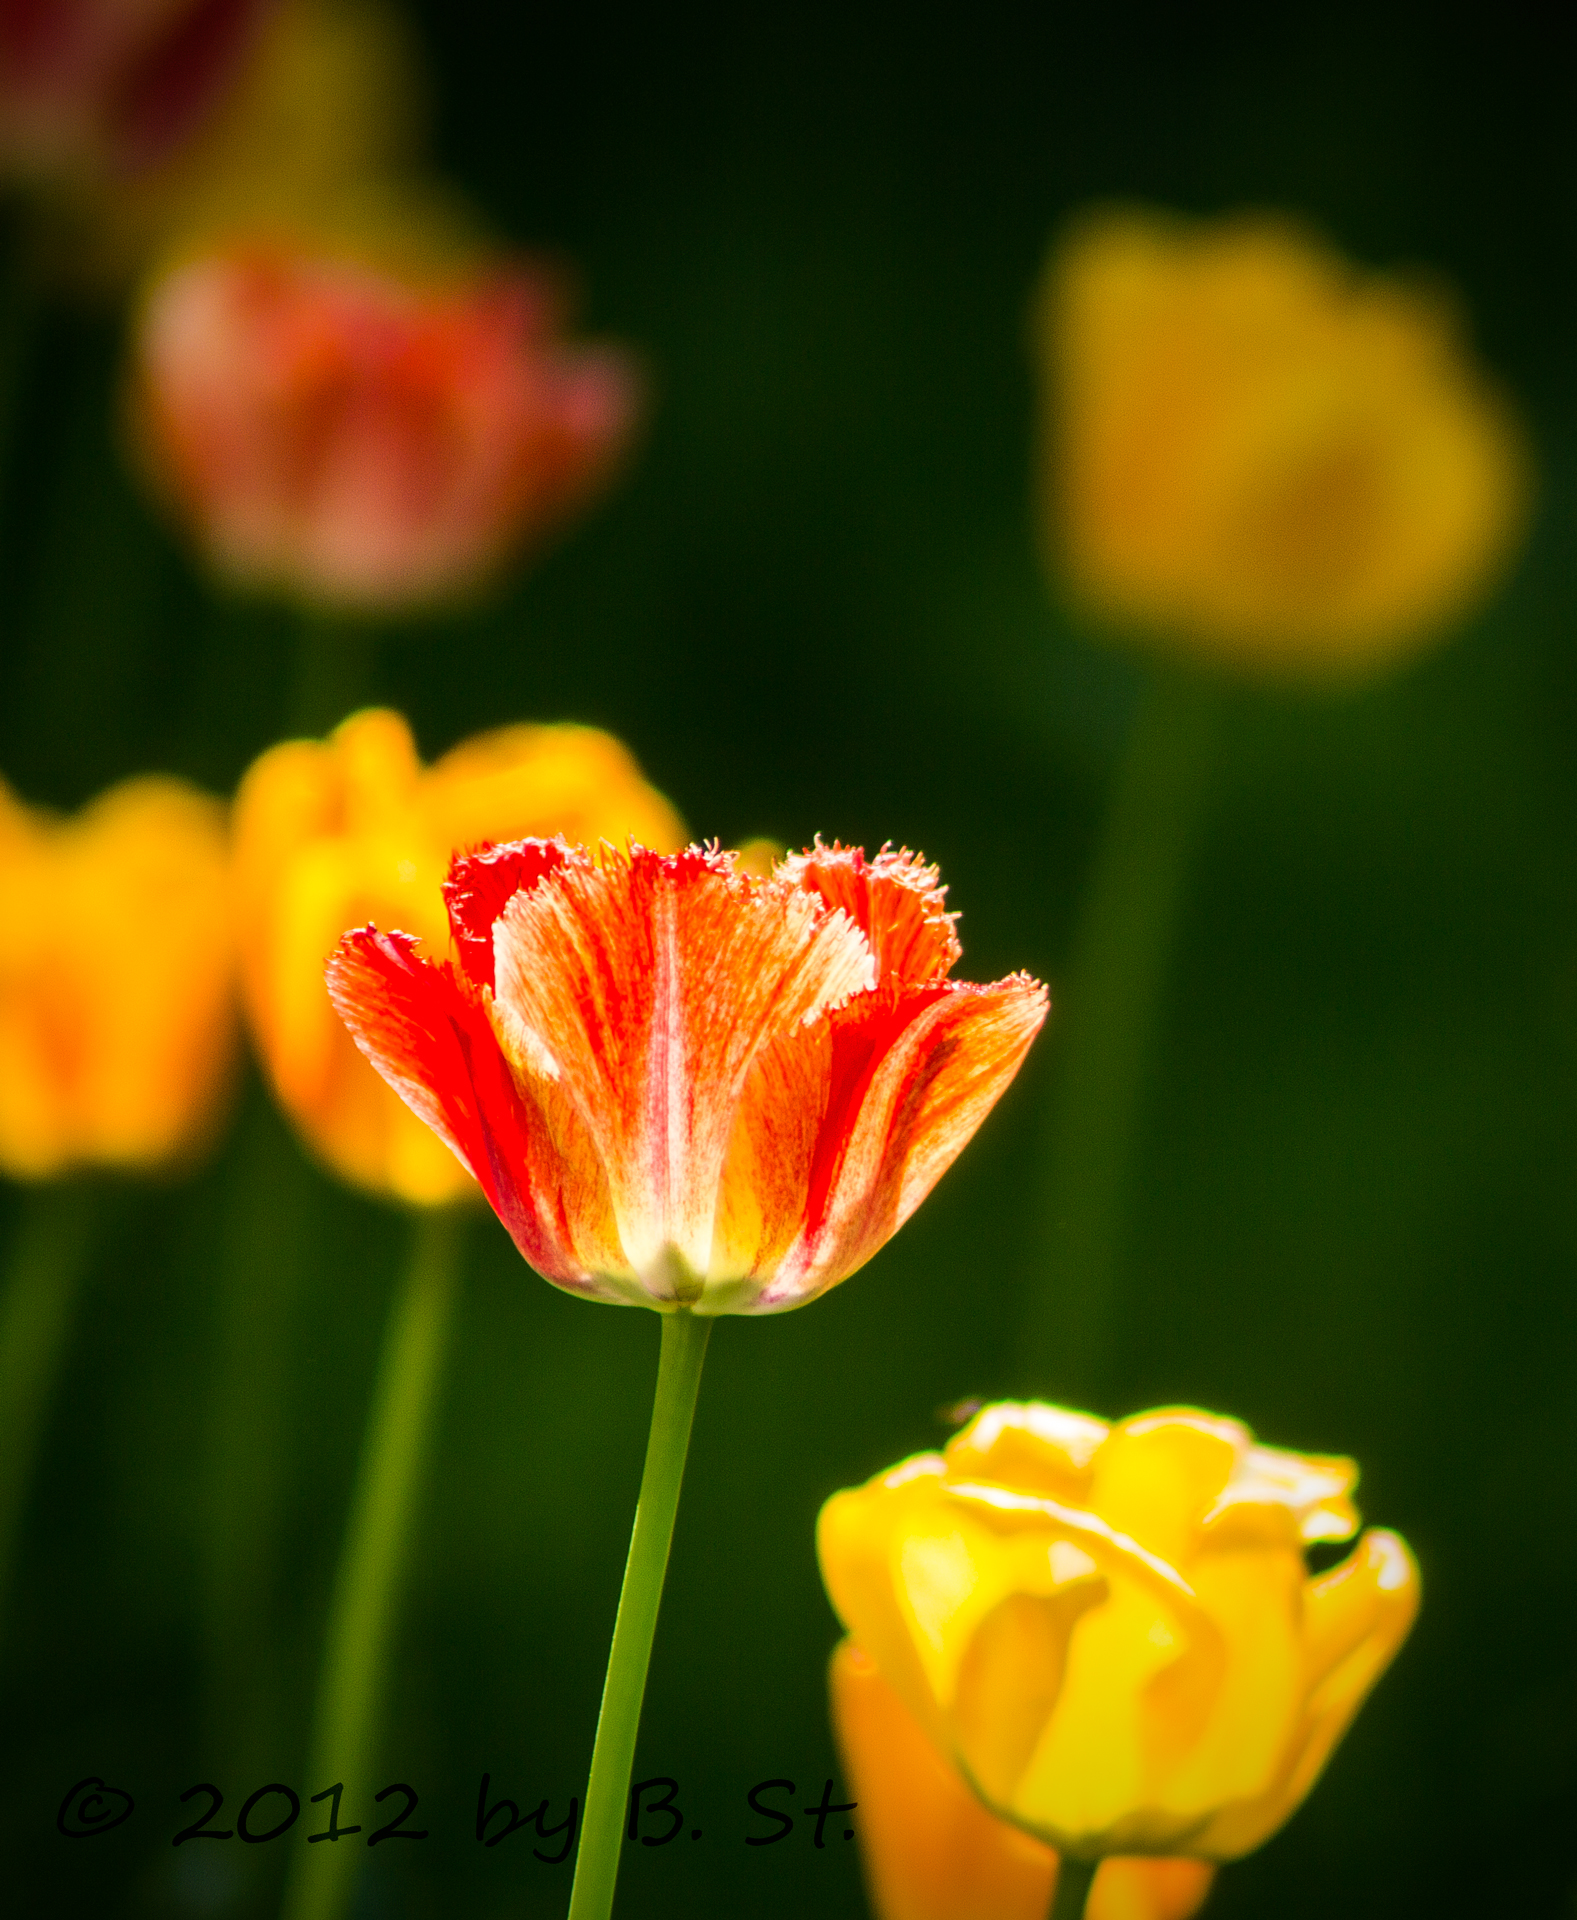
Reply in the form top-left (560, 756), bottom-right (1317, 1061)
top-left (489, 845), bottom-right (875, 1295)
top-left (442, 836), bottom-right (574, 990)
top-left (326, 925), bottom-right (622, 1292)
top-left (1189, 1527), bottom-right (1420, 1859)
top-left (832, 1637), bottom-right (1058, 1920)
top-left (831, 1640), bottom-right (1214, 1920)
top-left (746, 973), bottom-right (1048, 1309)
top-left (782, 841), bottom-right (962, 983)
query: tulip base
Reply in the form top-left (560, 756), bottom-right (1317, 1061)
top-left (567, 1308), bottom-right (713, 1920)
top-left (1026, 665), bottom-right (1221, 1403)
top-left (1050, 1855), bottom-right (1098, 1920)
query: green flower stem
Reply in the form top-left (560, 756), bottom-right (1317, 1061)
top-left (281, 1203), bottom-right (465, 1920)
top-left (567, 1308), bottom-right (713, 1920)
top-left (288, 608), bottom-right (376, 737)
top-left (1024, 667), bottom-right (1222, 1405)
top-left (1049, 1856), bottom-right (1099, 1920)
top-left (201, 1094), bottom-right (321, 1771)
top-left (0, 1179), bottom-right (97, 1633)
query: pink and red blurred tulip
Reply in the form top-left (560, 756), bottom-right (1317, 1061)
top-left (0, 0), bottom-right (273, 182)
top-left (132, 245), bottom-right (641, 607)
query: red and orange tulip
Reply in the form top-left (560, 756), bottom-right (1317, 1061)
top-left (133, 245), bottom-right (640, 607)
top-left (327, 839), bottom-right (1047, 1312)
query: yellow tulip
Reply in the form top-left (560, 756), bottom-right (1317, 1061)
top-left (819, 1400), bottom-right (1419, 1863)
top-left (233, 708), bottom-right (683, 1204)
top-left (0, 774), bottom-right (235, 1179)
top-left (1036, 205), bottom-right (1530, 680)
top-left (832, 1639), bottom-right (1213, 1920)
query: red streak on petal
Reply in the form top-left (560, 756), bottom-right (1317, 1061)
top-left (442, 835), bottom-right (577, 990)
top-left (490, 843), bottom-right (872, 1282)
top-left (750, 971), bottom-right (1048, 1307)
top-left (326, 923), bottom-right (613, 1286)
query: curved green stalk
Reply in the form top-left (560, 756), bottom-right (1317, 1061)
top-left (281, 1203), bottom-right (465, 1920)
top-left (1024, 668), bottom-right (1222, 1406)
top-left (201, 1094), bottom-right (321, 1773)
top-left (0, 1178), bottom-right (97, 1634)
top-left (567, 1309), bottom-right (713, 1920)
top-left (1050, 1856), bottom-right (1099, 1920)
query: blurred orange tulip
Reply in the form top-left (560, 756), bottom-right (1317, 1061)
top-left (1037, 205), bottom-right (1530, 681)
top-left (0, 773), bottom-right (236, 1179)
top-left (832, 1640), bottom-right (1213, 1920)
top-left (132, 244), bottom-right (641, 608)
top-left (233, 709), bottom-right (683, 1204)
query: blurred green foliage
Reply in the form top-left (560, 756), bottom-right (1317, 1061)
top-left (4, 3), bottom-right (1577, 1917)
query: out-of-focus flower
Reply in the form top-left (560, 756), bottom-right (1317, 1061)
top-left (235, 709), bottom-right (683, 1204)
top-left (0, 0), bottom-right (274, 184)
top-left (0, 772), bottom-right (235, 1179)
top-left (327, 840), bottom-right (1047, 1311)
top-left (1037, 205), bottom-right (1531, 681)
top-left (3, 0), bottom-right (424, 288)
top-left (832, 1639), bottom-right (1213, 1920)
top-left (819, 1400), bottom-right (1418, 1862)
top-left (132, 244), bottom-right (641, 608)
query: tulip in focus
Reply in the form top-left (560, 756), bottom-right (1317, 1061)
top-left (133, 245), bottom-right (641, 607)
top-left (0, 0), bottom-right (273, 184)
top-left (819, 1400), bottom-right (1418, 1865)
top-left (833, 1640), bottom-right (1213, 1920)
top-left (0, 772), bottom-right (235, 1178)
top-left (234, 709), bottom-right (683, 1204)
top-left (1038, 205), bottom-right (1530, 679)
top-left (327, 839), bottom-right (1048, 1310)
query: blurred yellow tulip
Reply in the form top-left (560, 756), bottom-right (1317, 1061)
top-left (0, 773), bottom-right (235, 1178)
top-left (819, 1400), bottom-right (1418, 1863)
top-left (1037, 205), bottom-right (1530, 680)
top-left (831, 1639), bottom-right (1213, 1920)
top-left (233, 709), bottom-right (683, 1204)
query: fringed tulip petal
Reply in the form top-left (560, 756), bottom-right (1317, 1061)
top-left (781, 841), bottom-right (961, 984)
top-left (818, 1400), bottom-right (1418, 1863)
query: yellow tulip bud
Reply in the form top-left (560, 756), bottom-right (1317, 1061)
top-left (1036, 205), bottom-right (1531, 681)
top-left (831, 1639), bottom-right (1213, 1920)
top-left (232, 708), bottom-right (683, 1204)
top-left (818, 1401), bottom-right (1419, 1863)
top-left (0, 774), bottom-right (236, 1179)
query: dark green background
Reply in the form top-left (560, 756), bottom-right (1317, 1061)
top-left (4, 3), bottom-right (1577, 1915)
